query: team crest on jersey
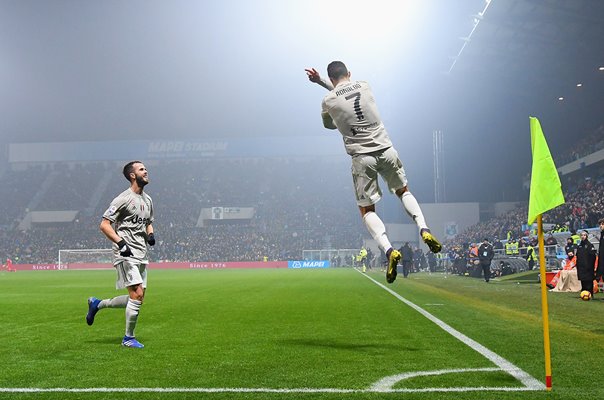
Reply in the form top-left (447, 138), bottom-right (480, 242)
top-left (103, 205), bottom-right (117, 217)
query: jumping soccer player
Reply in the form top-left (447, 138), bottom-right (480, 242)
top-left (305, 62), bottom-right (441, 284)
top-left (86, 161), bottom-right (155, 348)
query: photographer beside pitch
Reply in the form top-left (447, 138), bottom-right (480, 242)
top-left (86, 161), bottom-right (155, 348)
top-left (305, 61), bottom-right (441, 284)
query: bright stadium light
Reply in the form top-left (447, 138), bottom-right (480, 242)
top-left (312, 0), bottom-right (423, 50)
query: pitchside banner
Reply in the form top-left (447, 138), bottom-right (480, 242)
top-left (288, 260), bottom-right (330, 269)
top-left (12, 261), bottom-right (288, 271)
top-left (14, 261), bottom-right (333, 271)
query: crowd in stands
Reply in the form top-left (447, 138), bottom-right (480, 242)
top-left (442, 124), bottom-right (604, 269)
top-left (446, 176), bottom-right (604, 250)
top-left (2, 137), bottom-right (603, 266)
top-left (32, 163), bottom-right (105, 211)
top-left (432, 130), bottom-right (604, 277)
top-left (0, 157), bottom-right (365, 264)
top-left (0, 167), bottom-right (48, 227)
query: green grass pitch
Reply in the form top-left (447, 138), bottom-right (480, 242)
top-left (0, 267), bottom-right (603, 400)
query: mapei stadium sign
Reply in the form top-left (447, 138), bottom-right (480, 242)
top-left (288, 260), bottom-right (330, 269)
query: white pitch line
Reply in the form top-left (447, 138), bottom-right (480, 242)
top-left (0, 386), bottom-right (541, 393)
top-left (0, 388), bottom-right (358, 393)
top-left (358, 271), bottom-right (545, 390)
top-left (370, 367), bottom-right (500, 391)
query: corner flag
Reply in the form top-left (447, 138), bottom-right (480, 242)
top-left (528, 116), bottom-right (564, 391)
top-left (527, 117), bottom-right (565, 224)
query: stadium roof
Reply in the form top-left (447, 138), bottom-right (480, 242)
top-left (448, 0), bottom-right (604, 101)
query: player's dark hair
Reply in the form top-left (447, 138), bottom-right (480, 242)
top-left (123, 160), bottom-right (142, 182)
top-left (327, 61), bottom-right (348, 80)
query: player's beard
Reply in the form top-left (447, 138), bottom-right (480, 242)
top-left (136, 175), bottom-right (148, 188)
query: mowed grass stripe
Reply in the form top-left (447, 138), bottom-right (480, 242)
top-left (0, 268), bottom-right (521, 391)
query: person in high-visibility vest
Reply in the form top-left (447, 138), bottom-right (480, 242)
top-left (359, 247), bottom-right (368, 272)
top-left (505, 241), bottom-right (513, 255)
top-left (366, 247), bottom-right (374, 271)
top-left (511, 240), bottom-right (519, 255)
top-left (526, 245), bottom-right (536, 270)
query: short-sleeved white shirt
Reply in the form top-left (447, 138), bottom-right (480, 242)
top-left (322, 80), bottom-right (393, 156)
top-left (102, 188), bottom-right (154, 264)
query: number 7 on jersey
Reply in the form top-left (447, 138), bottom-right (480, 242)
top-left (345, 92), bottom-right (365, 121)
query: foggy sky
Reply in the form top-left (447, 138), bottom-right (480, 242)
top-left (1, 0), bottom-right (603, 203)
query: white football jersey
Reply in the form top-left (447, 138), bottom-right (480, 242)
top-left (322, 80), bottom-right (393, 156)
top-left (102, 188), bottom-right (154, 264)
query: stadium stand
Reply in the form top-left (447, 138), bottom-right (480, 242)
top-left (1, 129), bottom-right (603, 268)
top-left (441, 122), bottom-right (604, 277)
top-left (446, 174), bottom-right (604, 249)
top-left (0, 157), bottom-right (364, 264)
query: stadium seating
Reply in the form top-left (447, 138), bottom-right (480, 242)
top-left (0, 158), bottom-right (364, 263)
top-left (1, 147), bottom-right (602, 265)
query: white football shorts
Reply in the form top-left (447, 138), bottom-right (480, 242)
top-left (115, 260), bottom-right (148, 290)
top-left (351, 146), bottom-right (408, 207)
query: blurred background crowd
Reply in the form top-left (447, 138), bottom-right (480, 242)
top-left (1, 142), bottom-right (603, 267)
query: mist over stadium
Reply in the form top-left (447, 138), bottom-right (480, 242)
top-left (1, 0), bottom-right (602, 265)
top-left (1, 1), bottom-right (604, 397)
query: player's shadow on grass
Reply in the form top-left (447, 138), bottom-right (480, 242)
top-left (280, 338), bottom-right (419, 354)
top-left (86, 337), bottom-right (126, 345)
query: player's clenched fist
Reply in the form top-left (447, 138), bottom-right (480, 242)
top-left (117, 239), bottom-right (133, 257)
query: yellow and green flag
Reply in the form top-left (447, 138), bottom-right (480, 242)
top-left (527, 116), bottom-right (565, 224)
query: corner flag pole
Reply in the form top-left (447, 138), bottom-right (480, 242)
top-left (528, 116), bottom-right (564, 391)
top-left (537, 214), bottom-right (552, 390)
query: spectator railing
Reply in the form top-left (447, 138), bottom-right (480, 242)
top-left (494, 244), bottom-right (559, 258)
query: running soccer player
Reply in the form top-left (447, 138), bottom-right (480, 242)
top-left (86, 161), bottom-right (155, 348)
top-left (305, 62), bottom-right (441, 284)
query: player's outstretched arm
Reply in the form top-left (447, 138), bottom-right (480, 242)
top-left (305, 68), bottom-right (334, 91)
